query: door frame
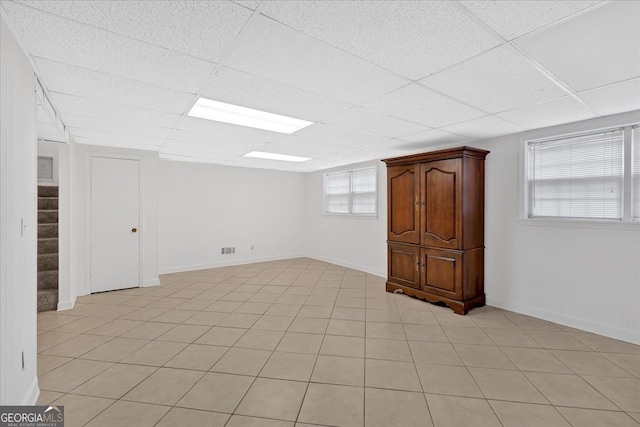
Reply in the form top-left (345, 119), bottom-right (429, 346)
top-left (85, 153), bottom-right (143, 294)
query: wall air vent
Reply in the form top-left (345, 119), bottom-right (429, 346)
top-left (221, 247), bottom-right (235, 255)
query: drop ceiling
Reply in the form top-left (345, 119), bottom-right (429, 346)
top-left (2, 0), bottom-right (639, 172)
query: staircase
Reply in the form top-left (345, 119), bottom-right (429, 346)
top-left (37, 186), bottom-right (58, 312)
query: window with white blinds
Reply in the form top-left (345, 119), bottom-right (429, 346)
top-left (528, 129), bottom-right (624, 220)
top-left (634, 126), bottom-right (640, 220)
top-left (324, 166), bottom-right (377, 215)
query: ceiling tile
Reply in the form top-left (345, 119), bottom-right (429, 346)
top-left (63, 114), bottom-right (172, 139)
top-left (293, 123), bottom-right (389, 148)
top-left (274, 135), bottom-right (352, 154)
top-left (3, 2), bottom-right (215, 93)
top-left (577, 78), bottom-right (640, 117)
top-left (34, 58), bottom-right (194, 114)
top-left (400, 129), bottom-right (469, 146)
top-left (74, 136), bottom-right (159, 152)
top-left (460, 1), bottom-right (603, 41)
top-left (421, 45), bottom-right (567, 113)
top-left (260, 1), bottom-right (500, 79)
top-left (199, 65), bottom-right (351, 122)
top-left (70, 128), bottom-right (165, 148)
top-left (16, 0), bottom-right (252, 62)
top-left (175, 116), bottom-right (284, 143)
top-left (362, 83), bottom-right (485, 128)
top-left (49, 93), bottom-right (181, 129)
top-left (441, 115), bottom-right (525, 139)
top-left (516, 1), bottom-right (640, 92)
top-left (497, 96), bottom-right (596, 129)
top-left (223, 157), bottom-right (302, 171)
top-left (159, 148), bottom-right (234, 164)
top-left (232, 1), bottom-right (261, 11)
top-left (38, 122), bottom-right (67, 142)
top-left (220, 14), bottom-right (407, 104)
top-left (162, 137), bottom-right (268, 155)
top-left (323, 107), bottom-right (430, 138)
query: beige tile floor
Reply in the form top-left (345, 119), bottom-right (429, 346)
top-left (36, 258), bottom-right (640, 427)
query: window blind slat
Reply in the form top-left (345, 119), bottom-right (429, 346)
top-left (529, 129), bottom-right (624, 220)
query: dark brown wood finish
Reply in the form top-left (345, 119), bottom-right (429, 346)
top-left (388, 243), bottom-right (420, 289)
top-left (387, 164), bottom-right (420, 244)
top-left (383, 146), bottom-right (489, 315)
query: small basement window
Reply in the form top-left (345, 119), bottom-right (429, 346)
top-left (324, 166), bottom-right (377, 216)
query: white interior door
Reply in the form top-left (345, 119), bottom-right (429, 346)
top-left (90, 156), bottom-right (140, 293)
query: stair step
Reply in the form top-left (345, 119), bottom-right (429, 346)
top-left (38, 224), bottom-right (58, 239)
top-left (38, 210), bottom-right (58, 224)
top-left (38, 186), bottom-right (58, 197)
top-left (38, 271), bottom-right (58, 291)
top-left (37, 289), bottom-right (58, 312)
top-left (38, 253), bottom-right (58, 272)
top-left (38, 198), bottom-right (58, 211)
top-left (38, 238), bottom-right (58, 255)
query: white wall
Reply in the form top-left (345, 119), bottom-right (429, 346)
top-left (0, 15), bottom-right (39, 405)
top-left (303, 161), bottom-right (387, 277)
top-left (158, 160), bottom-right (306, 273)
top-left (302, 111), bottom-right (640, 344)
top-left (68, 143), bottom-right (159, 300)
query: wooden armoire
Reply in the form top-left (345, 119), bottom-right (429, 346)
top-left (382, 146), bottom-right (489, 315)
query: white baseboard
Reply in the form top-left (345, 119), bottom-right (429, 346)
top-left (486, 296), bottom-right (640, 345)
top-left (22, 377), bottom-right (39, 405)
top-left (159, 253), bottom-right (306, 275)
top-left (303, 253), bottom-right (386, 278)
top-left (142, 277), bottom-right (160, 287)
top-left (57, 295), bottom-right (76, 311)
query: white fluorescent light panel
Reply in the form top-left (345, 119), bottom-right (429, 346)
top-left (244, 151), bottom-right (311, 162)
top-left (187, 97), bottom-right (313, 134)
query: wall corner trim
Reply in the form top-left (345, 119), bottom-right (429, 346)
top-left (142, 278), bottom-right (161, 288)
top-left (22, 378), bottom-right (39, 405)
top-left (57, 297), bottom-right (76, 311)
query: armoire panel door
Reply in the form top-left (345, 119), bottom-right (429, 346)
top-left (388, 243), bottom-right (420, 289)
top-left (420, 159), bottom-right (462, 249)
top-left (387, 165), bottom-right (420, 244)
top-left (420, 248), bottom-right (462, 299)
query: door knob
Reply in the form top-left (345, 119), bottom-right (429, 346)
top-left (131, 228), bottom-right (137, 233)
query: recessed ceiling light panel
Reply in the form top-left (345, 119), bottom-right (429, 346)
top-left (243, 151), bottom-right (311, 162)
top-left (187, 97), bottom-right (313, 134)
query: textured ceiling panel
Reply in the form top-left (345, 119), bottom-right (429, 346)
top-left (3, 2), bottom-right (215, 93)
top-left (34, 59), bottom-right (194, 114)
top-left (260, 1), bottom-right (500, 80)
top-left (220, 14), bottom-right (407, 104)
top-left (49, 93), bottom-right (181, 129)
top-left (421, 45), bottom-right (567, 113)
top-left (199, 66), bottom-right (351, 122)
top-left (362, 84), bottom-right (485, 128)
top-left (15, 0), bottom-right (252, 62)
top-left (498, 96), bottom-right (596, 129)
top-left (272, 135), bottom-right (355, 154)
top-left (293, 123), bottom-right (389, 148)
top-left (175, 116), bottom-right (284, 143)
top-left (400, 129), bottom-right (468, 146)
top-left (323, 107), bottom-right (430, 139)
top-left (223, 156), bottom-right (305, 171)
top-left (70, 128), bottom-right (165, 147)
top-left (516, 1), bottom-right (640, 92)
top-left (162, 137), bottom-right (268, 155)
top-left (460, 0), bottom-right (603, 41)
top-left (442, 115), bottom-right (525, 139)
top-left (577, 78), bottom-right (640, 117)
top-left (74, 137), bottom-right (160, 152)
top-left (232, 1), bottom-right (261, 11)
top-left (62, 114), bottom-right (172, 139)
